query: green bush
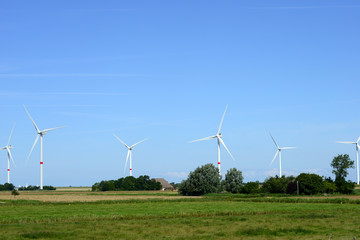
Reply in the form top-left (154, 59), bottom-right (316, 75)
top-left (295, 173), bottom-right (324, 195)
top-left (323, 180), bottom-right (337, 194)
top-left (178, 164), bottom-right (221, 196)
top-left (224, 168), bottom-right (244, 193)
top-left (261, 176), bottom-right (294, 194)
top-left (335, 178), bottom-right (355, 194)
top-left (241, 182), bottom-right (260, 194)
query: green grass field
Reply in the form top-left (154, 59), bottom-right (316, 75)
top-left (0, 192), bottom-right (360, 239)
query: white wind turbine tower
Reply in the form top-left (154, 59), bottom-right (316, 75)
top-left (190, 105), bottom-right (235, 176)
top-left (270, 134), bottom-right (296, 177)
top-left (336, 136), bottom-right (360, 185)
top-left (24, 106), bottom-right (64, 190)
top-left (113, 134), bottom-right (147, 176)
top-left (0, 125), bottom-right (16, 183)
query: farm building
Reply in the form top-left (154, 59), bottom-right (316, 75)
top-left (153, 178), bottom-right (174, 190)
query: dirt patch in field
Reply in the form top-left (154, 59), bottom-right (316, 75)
top-left (0, 191), bottom-right (198, 202)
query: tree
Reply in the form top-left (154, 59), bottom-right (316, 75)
top-left (11, 189), bottom-right (19, 199)
top-left (241, 181), bottom-right (260, 194)
top-left (178, 164), bottom-right (221, 196)
top-left (295, 173), bottom-right (324, 195)
top-left (331, 154), bottom-right (354, 180)
top-left (331, 154), bottom-right (355, 194)
top-left (92, 175), bottom-right (161, 191)
top-left (224, 168), bottom-right (244, 193)
top-left (0, 183), bottom-right (15, 191)
top-left (261, 176), bottom-right (294, 194)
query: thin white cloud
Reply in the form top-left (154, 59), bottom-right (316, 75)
top-left (165, 171), bottom-right (188, 179)
top-left (0, 73), bottom-right (145, 77)
top-left (250, 5), bottom-right (360, 10)
top-left (0, 91), bottom-right (126, 97)
top-left (66, 8), bottom-right (136, 13)
top-left (40, 92), bottom-right (125, 96)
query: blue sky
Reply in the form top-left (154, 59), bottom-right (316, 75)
top-left (0, 1), bottom-right (359, 186)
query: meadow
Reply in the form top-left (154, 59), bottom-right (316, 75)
top-left (0, 190), bottom-right (360, 239)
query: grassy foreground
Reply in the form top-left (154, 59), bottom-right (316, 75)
top-left (0, 193), bottom-right (360, 239)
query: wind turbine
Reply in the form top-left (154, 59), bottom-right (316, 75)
top-left (336, 136), bottom-right (360, 185)
top-left (0, 125), bottom-right (16, 183)
top-left (190, 105), bottom-right (235, 175)
top-left (270, 134), bottom-right (296, 177)
top-left (113, 134), bottom-right (147, 176)
top-left (24, 106), bottom-right (64, 190)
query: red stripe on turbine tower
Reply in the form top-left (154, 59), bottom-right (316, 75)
top-left (130, 168), bottom-right (132, 170)
top-left (40, 162), bottom-right (43, 165)
top-left (218, 162), bottom-right (220, 164)
top-left (8, 169), bottom-right (9, 171)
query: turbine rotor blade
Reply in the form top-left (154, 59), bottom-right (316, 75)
top-left (7, 123), bottom-right (15, 146)
top-left (124, 150), bottom-right (130, 173)
top-left (26, 134), bottom-right (39, 165)
top-left (217, 105), bottom-right (228, 135)
top-left (336, 141), bottom-right (356, 144)
top-left (219, 138), bottom-right (235, 161)
top-left (41, 126), bottom-right (65, 133)
top-left (270, 133), bottom-right (279, 149)
top-left (280, 147), bottom-right (296, 150)
top-left (114, 134), bottom-right (130, 149)
top-left (131, 138), bottom-right (148, 148)
top-left (270, 150), bottom-right (279, 165)
top-left (7, 148), bottom-right (16, 168)
top-left (189, 135), bottom-right (217, 143)
top-left (24, 105), bottom-right (40, 133)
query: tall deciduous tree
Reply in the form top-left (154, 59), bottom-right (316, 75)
top-left (178, 164), bottom-right (221, 196)
top-left (331, 154), bottom-right (355, 194)
top-left (331, 154), bottom-right (354, 180)
top-left (224, 168), bottom-right (244, 193)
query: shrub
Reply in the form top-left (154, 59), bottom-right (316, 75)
top-left (224, 168), bottom-right (244, 193)
top-left (295, 173), bottom-right (324, 195)
top-left (241, 181), bottom-right (260, 194)
top-left (178, 164), bottom-right (221, 196)
top-left (323, 180), bottom-right (337, 194)
top-left (11, 189), bottom-right (19, 198)
top-left (335, 178), bottom-right (355, 194)
top-left (261, 176), bottom-right (294, 194)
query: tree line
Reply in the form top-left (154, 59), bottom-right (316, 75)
top-left (179, 154), bottom-right (356, 196)
top-left (0, 183), bottom-right (15, 191)
top-left (92, 175), bottom-right (162, 191)
top-left (18, 185), bottom-right (56, 191)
